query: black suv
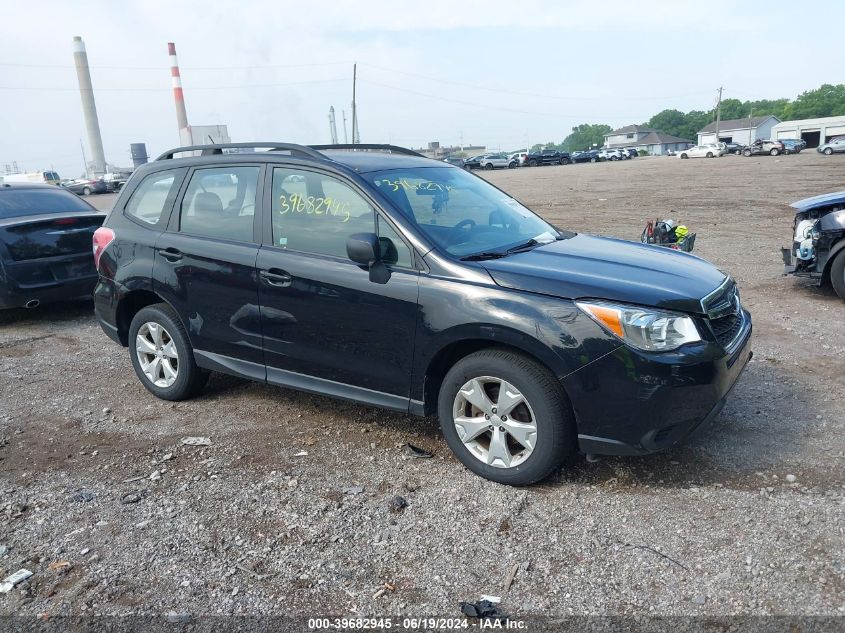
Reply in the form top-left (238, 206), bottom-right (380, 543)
top-left (93, 143), bottom-right (752, 485)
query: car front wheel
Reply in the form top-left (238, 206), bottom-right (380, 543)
top-left (743, 150), bottom-right (752, 157)
top-left (129, 303), bottom-right (208, 401)
top-left (680, 153), bottom-right (688, 159)
top-left (437, 349), bottom-right (575, 485)
top-left (706, 152), bottom-right (713, 158)
top-left (824, 148), bottom-right (833, 155)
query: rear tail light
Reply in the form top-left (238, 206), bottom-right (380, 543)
top-left (92, 226), bottom-right (115, 271)
top-left (52, 218), bottom-right (79, 226)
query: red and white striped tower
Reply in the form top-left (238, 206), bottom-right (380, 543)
top-left (168, 42), bottom-right (192, 145)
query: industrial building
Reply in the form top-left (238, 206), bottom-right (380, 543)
top-left (770, 115), bottom-right (845, 148)
top-left (697, 115), bottom-right (779, 146)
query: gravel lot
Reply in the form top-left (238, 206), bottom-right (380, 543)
top-left (1, 152), bottom-right (844, 622)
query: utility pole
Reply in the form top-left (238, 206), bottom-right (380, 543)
top-left (714, 86), bottom-right (723, 143)
top-left (342, 110), bottom-right (348, 144)
top-left (351, 63), bottom-right (358, 145)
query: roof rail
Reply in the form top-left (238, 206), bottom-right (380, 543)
top-left (309, 144), bottom-right (426, 158)
top-left (155, 142), bottom-right (326, 161)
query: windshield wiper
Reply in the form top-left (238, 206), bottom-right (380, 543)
top-left (460, 251), bottom-right (508, 261)
top-left (505, 238), bottom-right (541, 254)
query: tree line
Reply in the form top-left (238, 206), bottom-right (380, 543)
top-left (532, 84), bottom-right (845, 153)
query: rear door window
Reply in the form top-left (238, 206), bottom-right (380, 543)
top-left (125, 170), bottom-right (182, 227)
top-left (178, 166), bottom-right (259, 243)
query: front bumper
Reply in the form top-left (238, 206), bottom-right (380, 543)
top-left (564, 316), bottom-right (753, 456)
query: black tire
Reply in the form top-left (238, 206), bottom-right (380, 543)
top-left (484, 163), bottom-right (494, 170)
top-left (680, 153), bottom-right (688, 159)
top-left (82, 187), bottom-right (92, 196)
top-left (770, 148), bottom-right (780, 156)
top-left (590, 157), bottom-right (596, 163)
top-left (128, 303), bottom-right (208, 401)
top-left (824, 147), bottom-right (833, 155)
top-left (508, 161), bottom-right (517, 169)
top-left (830, 250), bottom-right (845, 301)
top-left (437, 349), bottom-right (575, 485)
top-left (735, 150), bottom-right (741, 155)
top-left (743, 149), bottom-right (752, 157)
top-left (528, 159), bottom-right (538, 167)
top-left (706, 152), bottom-right (713, 158)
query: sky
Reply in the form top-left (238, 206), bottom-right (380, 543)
top-left (1, 0), bottom-right (842, 177)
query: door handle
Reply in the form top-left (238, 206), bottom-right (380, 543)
top-left (260, 268), bottom-right (292, 287)
top-left (160, 247), bottom-right (183, 262)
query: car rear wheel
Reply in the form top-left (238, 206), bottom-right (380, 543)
top-left (680, 153), bottom-right (688, 159)
top-left (706, 152), bottom-right (713, 158)
top-left (590, 157), bottom-right (596, 163)
top-left (528, 159), bottom-right (538, 167)
top-left (735, 150), bottom-right (741, 155)
top-left (437, 349), bottom-right (575, 485)
top-left (129, 303), bottom-right (208, 401)
top-left (82, 187), bottom-right (92, 195)
top-left (484, 163), bottom-right (494, 170)
top-left (824, 147), bottom-right (833, 155)
top-left (830, 250), bottom-right (845, 301)
top-left (770, 148), bottom-right (780, 156)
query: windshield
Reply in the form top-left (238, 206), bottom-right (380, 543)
top-left (0, 188), bottom-right (94, 219)
top-left (367, 166), bottom-right (560, 257)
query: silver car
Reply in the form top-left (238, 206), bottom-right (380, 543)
top-left (479, 154), bottom-right (517, 170)
top-left (818, 137), bottom-right (845, 155)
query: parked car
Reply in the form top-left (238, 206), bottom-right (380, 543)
top-left (442, 156), bottom-right (465, 167)
top-left (742, 139), bottom-right (784, 156)
top-left (571, 150), bottom-right (601, 163)
top-left (623, 148), bottom-right (638, 159)
top-left (0, 183), bottom-right (105, 309)
top-left (463, 155), bottom-right (483, 170)
top-left (509, 152), bottom-right (529, 166)
top-left (678, 144), bottom-right (724, 159)
top-left (93, 141), bottom-right (751, 485)
top-left (597, 148), bottom-right (625, 161)
top-left (525, 149), bottom-right (571, 166)
top-left (780, 139), bottom-right (806, 154)
top-left (781, 190), bottom-right (845, 301)
top-left (61, 178), bottom-right (108, 196)
top-left (722, 142), bottom-right (746, 155)
top-left (817, 138), bottom-right (845, 155)
top-left (479, 154), bottom-right (517, 170)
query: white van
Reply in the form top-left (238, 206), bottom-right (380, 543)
top-left (3, 171), bottom-right (62, 185)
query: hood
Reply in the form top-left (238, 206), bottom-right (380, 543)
top-left (481, 233), bottom-right (726, 314)
top-left (791, 191), bottom-right (845, 214)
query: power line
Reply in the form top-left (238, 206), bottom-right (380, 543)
top-left (0, 78), bottom-right (349, 92)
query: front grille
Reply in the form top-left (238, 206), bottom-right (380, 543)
top-left (709, 312), bottom-right (743, 348)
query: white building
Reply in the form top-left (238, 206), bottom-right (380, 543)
top-left (603, 125), bottom-right (693, 156)
top-left (770, 115), bottom-right (845, 148)
top-left (697, 115), bottom-right (779, 145)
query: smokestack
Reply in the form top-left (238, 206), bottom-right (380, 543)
top-left (72, 36), bottom-right (106, 175)
top-left (328, 106), bottom-right (338, 144)
top-left (168, 42), bottom-right (192, 145)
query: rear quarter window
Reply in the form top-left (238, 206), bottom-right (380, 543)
top-left (124, 170), bottom-right (183, 227)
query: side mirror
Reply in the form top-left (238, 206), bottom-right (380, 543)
top-left (346, 233), bottom-right (391, 284)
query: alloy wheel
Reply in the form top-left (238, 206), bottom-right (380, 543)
top-left (135, 321), bottom-right (179, 388)
top-left (452, 376), bottom-right (538, 469)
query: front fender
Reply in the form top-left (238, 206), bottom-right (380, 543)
top-left (411, 275), bottom-right (619, 402)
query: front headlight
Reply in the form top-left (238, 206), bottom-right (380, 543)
top-left (576, 300), bottom-right (702, 352)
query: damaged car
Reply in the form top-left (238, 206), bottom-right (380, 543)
top-left (782, 191), bottom-right (845, 300)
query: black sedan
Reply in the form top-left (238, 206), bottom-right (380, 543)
top-left (462, 155), bottom-right (483, 170)
top-left (722, 143), bottom-right (746, 155)
top-left (0, 183), bottom-right (105, 309)
top-left (61, 179), bottom-right (108, 196)
top-left (571, 150), bottom-right (601, 163)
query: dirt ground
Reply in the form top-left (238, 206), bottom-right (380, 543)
top-left (1, 152), bottom-right (844, 623)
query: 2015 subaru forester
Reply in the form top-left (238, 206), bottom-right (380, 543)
top-left (92, 143), bottom-right (752, 485)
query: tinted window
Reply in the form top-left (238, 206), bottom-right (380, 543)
top-left (271, 167), bottom-right (375, 257)
top-left (179, 166), bottom-right (259, 242)
top-left (125, 170), bottom-right (180, 226)
top-left (377, 216), bottom-right (413, 268)
top-left (0, 188), bottom-right (93, 219)
top-left (369, 167), bottom-right (559, 257)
